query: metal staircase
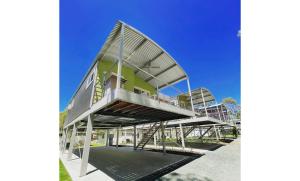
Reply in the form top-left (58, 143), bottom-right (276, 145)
top-left (136, 122), bottom-right (160, 149)
top-left (93, 75), bottom-right (104, 104)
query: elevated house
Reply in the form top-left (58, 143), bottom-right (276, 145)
top-left (60, 21), bottom-right (195, 176)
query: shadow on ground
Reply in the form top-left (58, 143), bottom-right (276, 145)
top-left (156, 172), bottom-right (213, 181)
top-left (73, 146), bottom-right (201, 181)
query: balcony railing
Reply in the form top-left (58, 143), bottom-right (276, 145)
top-left (91, 78), bottom-right (193, 112)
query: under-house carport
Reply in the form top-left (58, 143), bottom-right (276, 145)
top-left (71, 146), bottom-right (199, 181)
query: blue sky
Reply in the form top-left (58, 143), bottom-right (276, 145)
top-left (60, 0), bottom-right (240, 111)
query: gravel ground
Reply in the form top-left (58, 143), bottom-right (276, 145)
top-left (159, 138), bottom-right (241, 181)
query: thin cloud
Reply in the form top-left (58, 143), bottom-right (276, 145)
top-left (237, 30), bottom-right (241, 37)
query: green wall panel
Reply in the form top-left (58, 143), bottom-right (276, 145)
top-left (96, 60), bottom-right (156, 100)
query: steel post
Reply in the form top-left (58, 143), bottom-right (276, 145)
top-left (79, 114), bottom-right (93, 177)
top-left (116, 127), bottom-right (119, 148)
top-left (106, 129), bottom-right (109, 147)
top-left (67, 124), bottom-right (77, 160)
top-left (213, 125), bottom-right (219, 141)
top-left (187, 78), bottom-right (195, 112)
top-left (133, 125), bottom-right (136, 150)
top-left (116, 23), bottom-right (124, 89)
top-left (160, 121), bottom-right (166, 154)
top-left (200, 88), bottom-right (208, 117)
top-left (179, 123), bottom-right (185, 148)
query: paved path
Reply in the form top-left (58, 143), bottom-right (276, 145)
top-left (159, 138), bottom-right (240, 181)
top-left (60, 152), bottom-right (114, 181)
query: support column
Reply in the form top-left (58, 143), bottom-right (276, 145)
top-left (160, 121), bottom-right (166, 154)
top-left (116, 23), bottom-right (125, 89)
top-left (216, 103), bottom-right (222, 121)
top-left (179, 124), bottom-right (185, 148)
top-left (218, 126), bottom-right (223, 139)
top-left (116, 127), bottom-right (119, 148)
top-left (63, 127), bottom-right (69, 153)
top-left (200, 88), bottom-right (208, 117)
top-left (154, 132), bottom-right (157, 147)
top-left (80, 114), bottom-right (93, 177)
top-left (187, 78), bottom-right (195, 112)
top-left (133, 125), bottom-right (136, 150)
top-left (213, 125), bottom-right (219, 141)
top-left (106, 129), bottom-right (110, 147)
top-left (199, 127), bottom-right (203, 137)
top-left (221, 104), bottom-right (226, 121)
top-left (67, 124), bottom-right (77, 160)
top-left (60, 128), bottom-right (66, 153)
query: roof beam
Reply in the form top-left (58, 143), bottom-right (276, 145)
top-left (123, 59), bottom-right (184, 93)
top-left (125, 38), bottom-right (147, 62)
top-left (145, 63), bottom-right (177, 82)
top-left (158, 75), bottom-right (187, 89)
top-left (134, 51), bottom-right (164, 74)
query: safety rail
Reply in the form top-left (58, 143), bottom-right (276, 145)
top-left (91, 73), bottom-right (193, 112)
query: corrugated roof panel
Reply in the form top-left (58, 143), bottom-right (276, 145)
top-left (97, 21), bottom-right (187, 89)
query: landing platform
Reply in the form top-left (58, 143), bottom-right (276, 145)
top-left (71, 146), bottom-right (198, 180)
top-left (167, 116), bottom-right (235, 127)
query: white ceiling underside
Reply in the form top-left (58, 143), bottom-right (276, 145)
top-left (96, 21), bottom-right (187, 89)
top-left (191, 88), bottom-right (216, 108)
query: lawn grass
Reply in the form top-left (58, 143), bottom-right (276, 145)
top-left (59, 159), bottom-right (72, 181)
top-left (91, 142), bottom-right (105, 147)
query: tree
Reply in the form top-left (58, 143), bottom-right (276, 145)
top-left (59, 110), bottom-right (68, 130)
top-left (222, 97), bottom-right (240, 119)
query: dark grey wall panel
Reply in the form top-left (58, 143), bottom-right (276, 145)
top-left (64, 64), bottom-right (97, 127)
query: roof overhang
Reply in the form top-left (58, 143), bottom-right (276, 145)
top-left (96, 21), bottom-right (188, 89)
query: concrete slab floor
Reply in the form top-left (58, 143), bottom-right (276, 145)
top-left (71, 146), bottom-right (199, 181)
top-left (159, 138), bottom-right (241, 181)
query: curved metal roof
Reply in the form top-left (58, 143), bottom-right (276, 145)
top-left (191, 87), bottom-right (216, 108)
top-left (96, 21), bottom-right (188, 89)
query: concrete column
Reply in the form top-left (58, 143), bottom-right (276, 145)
top-left (179, 124), bottom-right (185, 148)
top-left (160, 121), bottom-right (166, 155)
top-left (133, 125), bottom-right (137, 150)
top-left (67, 124), bottom-right (77, 160)
top-left (80, 115), bottom-right (93, 177)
